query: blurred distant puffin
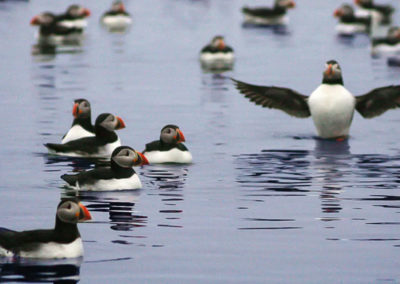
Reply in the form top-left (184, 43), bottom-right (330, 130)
top-left (101, 1), bottom-right (132, 31)
top-left (30, 12), bottom-right (83, 44)
top-left (371, 26), bottom-right (400, 55)
top-left (57, 5), bottom-right (91, 29)
top-left (62, 146), bottom-right (148, 190)
top-left (199, 36), bottom-right (234, 70)
top-left (46, 113), bottom-right (125, 158)
top-left (334, 4), bottom-right (371, 36)
top-left (62, 99), bottom-right (95, 144)
top-left (0, 200), bottom-right (91, 259)
top-left (233, 60), bottom-right (400, 139)
top-left (241, 0), bottom-right (295, 26)
top-left (354, 0), bottom-right (393, 25)
top-left (143, 125), bottom-right (192, 164)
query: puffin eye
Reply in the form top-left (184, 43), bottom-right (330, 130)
top-left (126, 151), bottom-right (130, 156)
top-left (166, 129), bottom-right (171, 133)
top-left (67, 203), bottom-right (71, 209)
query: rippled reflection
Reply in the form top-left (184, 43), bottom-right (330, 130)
top-left (0, 257), bottom-right (82, 283)
top-left (62, 189), bottom-right (145, 234)
top-left (235, 139), bottom-right (400, 246)
top-left (141, 165), bottom-right (188, 229)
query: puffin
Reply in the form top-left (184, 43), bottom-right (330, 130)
top-left (62, 99), bottom-right (95, 144)
top-left (371, 26), bottom-right (400, 55)
top-left (199, 36), bottom-right (234, 70)
top-left (143, 125), bottom-right (192, 164)
top-left (56, 5), bottom-right (91, 29)
top-left (241, 0), bottom-right (296, 26)
top-left (0, 200), bottom-right (91, 259)
top-left (334, 4), bottom-right (371, 36)
top-left (45, 113), bottom-right (125, 158)
top-left (30, 12), bottom-right (83, 45)
top-left (61, 146), bottom-right (148, 191)
top-left (101, 1), bottom-right (132, 31)
top-left (232, 60), bottom-right (400, 139)
top-left (354, 0), bottom-right (393, 25)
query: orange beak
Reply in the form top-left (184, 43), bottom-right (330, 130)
top-left (218, 40), bottom-right (226, 50)
top-left (116, 116), bottom-right (126, 129)
top-left (137, 151), bottom-right (149, 165)
top-left (30, 16), bottom-right (39, 25)
top-left (83, 8), bottom-right (91, 17)
top-left (78, 202), bottom-right (92, 222)
top-left (118, 3), bottom-right (126, 12)
top-left (354, 0), bottom-right (361, 5)
top-left (72, 103), bottom-right (80, 118)
top-left (334, 9), bottom-right (341, 17)
top-left (325, 64), bottom-right (333, 76)
top-left (288, 1), bottom-right (295, 8)
top-left (175, 129), bottom-right (186, 143)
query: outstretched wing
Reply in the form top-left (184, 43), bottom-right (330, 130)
top-left (232, 78), bottom-right (310, 118)
top-left (355, 85), bottom-right (400, 118)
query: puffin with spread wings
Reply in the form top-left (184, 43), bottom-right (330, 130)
top-left (233, 60), bottom-right (400, 139)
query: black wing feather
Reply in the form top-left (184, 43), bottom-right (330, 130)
top-left (232, 78), bottom-right (311, 118)
top-left (356, 85), bottom-right (400, 118)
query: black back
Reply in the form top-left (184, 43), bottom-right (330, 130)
top-left (143, 140), bottom-right (189, 153)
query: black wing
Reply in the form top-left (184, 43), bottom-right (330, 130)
top-left (45, 136), bottom-right (100, 154)
top-left (232, 78), bottom-right (310, 118)
top-left (355, 85), bottom-right (400, 118)
top-left (0, 228), bottom-right (53, 253)
top-left (61, 167), bottom-right (114, 186)
top-left (242, 7), bottom-right (283, 17)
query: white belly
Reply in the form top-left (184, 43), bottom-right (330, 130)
top-left (0, 238), bottom-right (83, 259)
top-left (59, 19), bottom-right (88, 29)
top-left (62, 125), bottom-right (95, 144)
top-left (144, 148), bottom-right (193, 164)
top-left (335, 23), bottom-right (367, 35)
top-left (308, 84), bottom-right (356, 139)
top-left (200, 52), bottom-right (234, 70)
top-left (371, 43), bottom-right (400, 56)
top-left (71, 175), bottom-right (142, 191)
top-left (243, 14), bottom-right (288, 26)
top-left (102, 15), bottom-right (132, 30)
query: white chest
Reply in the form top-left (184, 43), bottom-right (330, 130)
top-left (62, 125), bottom-right (95, 144)
top-left (76, 174), bottom-right (142, 191)
top-left (59, 19), bottom-right (88, 29)
top-left (102, 15), bottom-right (132, 29)
top-left (145, 148), bottom-right (193, 164)
top-left (0, 238), bottom-right (83, 259)
top-left (308, 84), bottom-right (356, 138)
top-left (244, 14), bottom-right (288, 26)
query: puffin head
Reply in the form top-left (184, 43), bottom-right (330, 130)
top-left (72, 99), bottom-right (91, 119)
top-left (111, 1), bottom-right (126, 13)
top-left (276, 0), bottom-right (296, 9)
top-left (334, 4), bottom-right (354, 18)
top-left (30, 12), bottom-right (56, 26)
top-left (322, 60), bottom-right (344, 85)
top-left (66, 5), bottom-right (91, 18)
top-left (57, 200), bottom-right (92, 224)
top-left (160, 124), bottom-right (186, 144)
top-left (95, 113), bottom-right (125, 132)
top-left (111, 146), bottom-right (149, 168)
top-left (211, 36), bottom-right (226, 50)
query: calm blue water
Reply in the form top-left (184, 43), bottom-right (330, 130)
top-left (0, 0), bottom-right (400, 283)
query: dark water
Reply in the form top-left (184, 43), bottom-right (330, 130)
top-left (0, 0), bottom-right (400, 283)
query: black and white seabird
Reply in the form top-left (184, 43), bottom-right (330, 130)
top-left (334, 4), bottom-right (371, 36)
top-left (354, 0), bottom-right (393, 25)
top-left (199, 36), bottom-right (234, 70)
top-left (30, 12), bottom-right (83, 45)
top-left (371, 26), bottom-right (400, 55)
top-left (0, 200), bottom-right (91, 259)
top-left (45, 113), bottom-right (125, 158)
top-left (56, 5), bottom-right (91, 29)
top-left (143, 125), bottom-right (192, 164)
top-left (62, 99), bottom-right (95, 144)
top-left (61, 146), bottom-right (149, 190)
top-left (101, 1), bottom-right (132, 31)
top-left (241, 0), bottom-right (296, 26)
top-left (233, 60), bottom-right (400, 139)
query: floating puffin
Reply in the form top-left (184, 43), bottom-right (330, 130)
top-left (62, 99), bottom-right (95, 144)
top-left (45, 113), bottom-right (125, 158)
top-left (233, 60), bottom-right (400, 139)
top-left (0, 200), bottom-right (91, 259)
top-left (61, 146), bottom-right (148, 190)
top-left (371, 26), bottom-right (400, 55)
top-left (199, 36), bottom-right (234, 71)
top-left (57, 5), bottom-right (91, 29)
top-left (143, 125), bottom-right (192, 164)
top-left (354, 0), bottom-right (393, 25)
top-left (30, 12), bottom-right (83, 45)
top-left (101, 1), bottom-right (132, 31)
top-left (241, 0), bottom-right (296, 26)
top-left (334, 4), bottom-right (371, 36)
